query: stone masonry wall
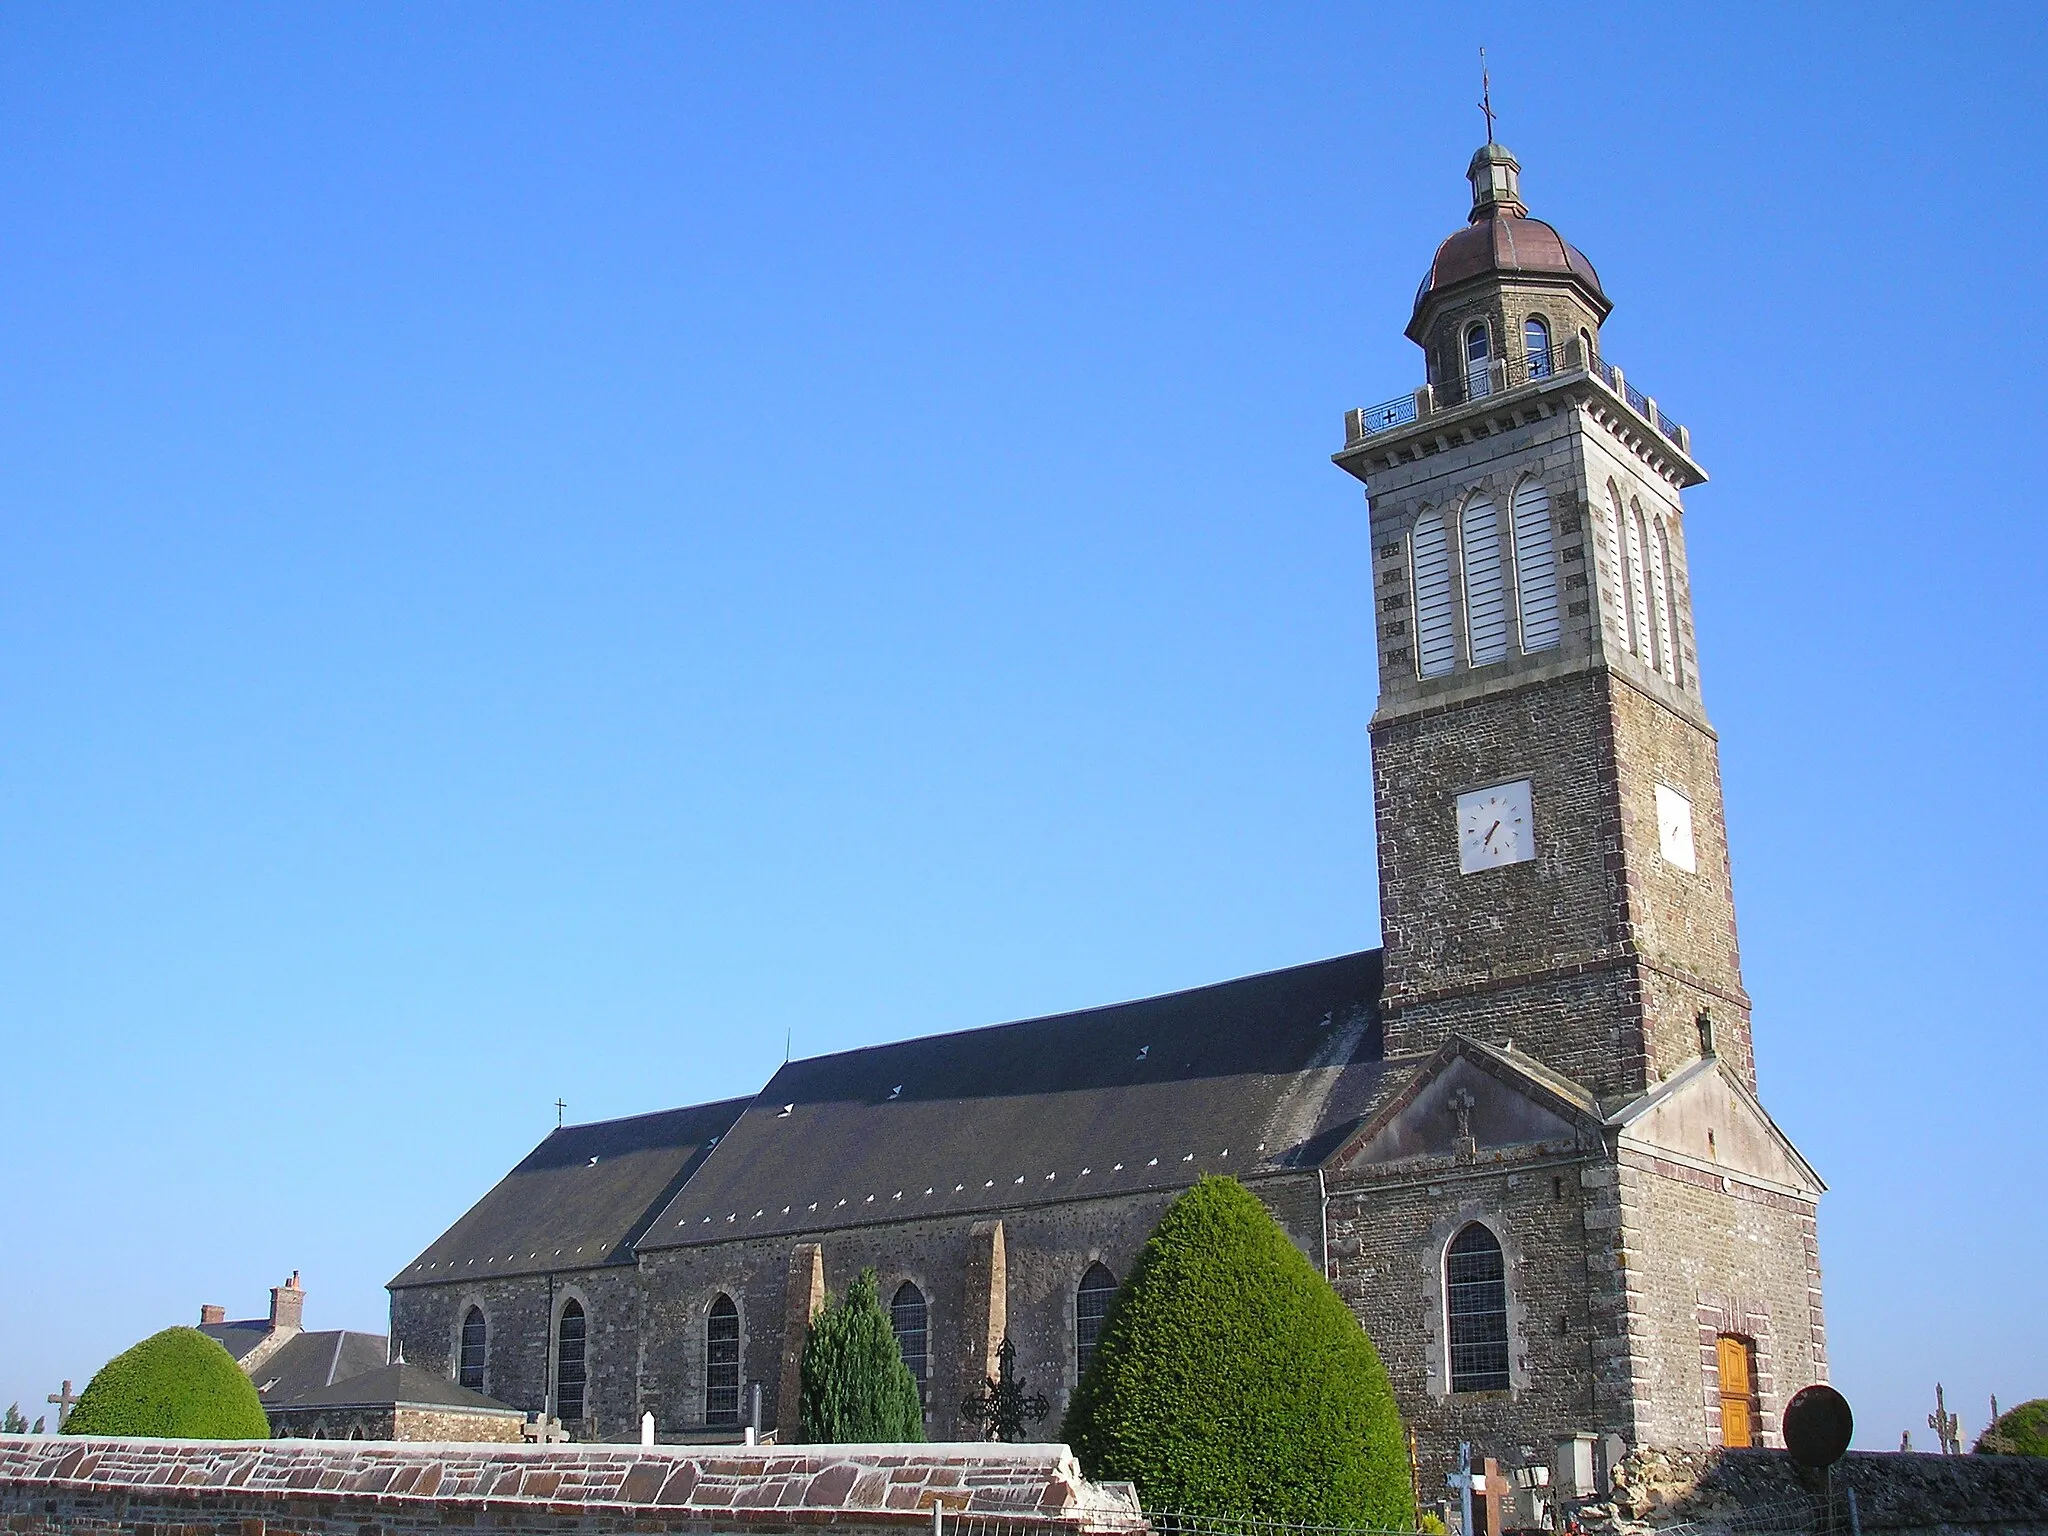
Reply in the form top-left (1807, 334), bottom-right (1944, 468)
top-left (1324, 1142), bottom-right (1617, 1497)
top-left (1614, 1152), bottom-right (1826, 1452)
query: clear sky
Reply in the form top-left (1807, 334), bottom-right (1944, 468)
top-left (3, 2), bottom-right (2043, 1452)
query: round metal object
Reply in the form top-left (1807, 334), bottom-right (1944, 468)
top-left (1783, 1384), bottom-right (1854, 1469)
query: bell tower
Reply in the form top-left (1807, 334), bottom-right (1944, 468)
top-left (1334, 144), bottom-right (1750, 1100)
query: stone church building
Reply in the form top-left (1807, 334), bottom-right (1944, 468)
top-left (390, 143), bottom-right (1828, 1483)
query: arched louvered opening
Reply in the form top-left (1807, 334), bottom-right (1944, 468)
top-left (1579, 328), bottom-right (1595, 370)
top-left (1411, 511), bottom-right (1456, 678)
top-left (1446, 1224), bottom-right (1510, 1393)
top-left (1075, 1263), bottom-right (1117, 1379)
top-left (1653, 515), bottom-right (1682, 685)
top-left (1511, 480), bottom-right (1560, 652)
top-left (1630, 500), bottom-right (1665, 673)
top-left (891, 1282), bottom-right (929, 1408)
top-left (458, 1306), bottom-right (487, 1393)
top-left (555, 1300), bottom-right (587, 1425)
top-left (1461, 499), bottom-right (1509, 666)
top-left (705, 1294), bottom-right (740, 1425)
top-left (1604, 484), bottom-right (1637, 656)
top-left (1464, 323), bottom-right (1493, 400)
top-left (1524, 316), bottom-right (1552, 379)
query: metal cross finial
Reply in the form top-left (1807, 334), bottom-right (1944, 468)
top-left (555, 1098), bottom-right (567, 1129)
top-left (1478, 48), bottom-right (1496, 144)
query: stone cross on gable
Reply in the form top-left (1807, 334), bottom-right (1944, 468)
top-left (1446, 1088), bottom-right (1477, 1141)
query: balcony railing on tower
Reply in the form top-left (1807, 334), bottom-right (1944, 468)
top-left (1343, 338), bottom-right (1690, 456)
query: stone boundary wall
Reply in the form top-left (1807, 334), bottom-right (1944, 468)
top-left (0, 1437), bottom-right (1145, 1536)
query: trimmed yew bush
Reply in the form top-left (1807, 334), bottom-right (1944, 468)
top-left (1978, 1399), bottom-right (2048, 1456)
top-left (797, 1269), bottom-right (924, 1443)
top-left (1062, 1176), bottom-right (1413, 1528)
top-left (64, 1328), bottom-right (270, 1439)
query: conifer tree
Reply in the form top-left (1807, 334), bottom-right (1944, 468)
top-left (2, 1403), bottom-right (26, 1434)
top-left (1062, 1176), bottom-right (1413, 1528)
top-left (797, 1269), bottom-right (925, 1444)
top-left (63, 1328), bottom-right (271, 1440)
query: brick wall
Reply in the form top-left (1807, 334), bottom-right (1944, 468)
top-left (0, 1437), bottom-right (1144, 1536)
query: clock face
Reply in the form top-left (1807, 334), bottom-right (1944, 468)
top-left (1457, 779), bottom-right (1534, 874)
top-left (1655, 783), bottom-right (1696, 872)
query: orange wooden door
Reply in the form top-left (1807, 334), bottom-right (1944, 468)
top-left (1718, 1336), bottom-right (1757, 1447)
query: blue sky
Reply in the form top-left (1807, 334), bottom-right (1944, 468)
top-left (2, 3), bottom-right (2043, 1451)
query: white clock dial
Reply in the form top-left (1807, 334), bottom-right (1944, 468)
top-left (1456, 779), bottom-right (1534, 874)
top-left (1655, 783), bottom-right (1696, 872)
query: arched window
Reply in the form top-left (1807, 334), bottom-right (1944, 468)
top-left (458, 1306), bottom-right (487, 1392)
top-left (1465, 323), bottom-right (1493, 400)
top-left (1411, 511), bottom-right (1456, 678)
top-left (890, 1282), bottom-right (929, 1407)
top-left (1075, 1263), bottom-right (1117, 1379)
top-left (1511, 480), bottom-right (1560, 652)
top-left (1630, 500), bottom-right (1663, 673)
top-left (1579, 328), bottom-right (1595, 370)
top-left (705, 1294), bottom-right (740, 1426)
top-left (1460, 498), bottom-right (1509, 666)
top-left (1446, 1224), bottom-right (1510, 1393)
top-left (346, 1427), bottom-right (363, 1440)
top-left (555, 1300), bottom-right (587, 1424)
top-left (1653, 517), bottom-right (1682, 685)
top-left (1716, 1335), bottom-right (1760, 1447)
top-left (1524, 316), bottom-right (1552, 379)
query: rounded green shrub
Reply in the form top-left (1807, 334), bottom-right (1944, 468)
top-left (64, 1327), bottom-right (271, 1439)
top-left (797, 1269), bottom-right (925, 1443)
top-left (1062, 1176), bottom-right (1413, 1528)
top-left (1977, 1400), bottom-right (2048, 1456)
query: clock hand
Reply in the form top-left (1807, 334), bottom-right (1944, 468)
top-left (1484, 819), bottom-right (1501, 848)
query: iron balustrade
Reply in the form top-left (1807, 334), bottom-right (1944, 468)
top-left (1345, 343), bottom-right (1688, 452)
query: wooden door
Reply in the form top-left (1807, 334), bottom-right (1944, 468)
top-left (1717, 1335), bottom-right (1757, 1447)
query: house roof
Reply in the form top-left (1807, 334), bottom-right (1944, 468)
top-left (392, 1098), bottom-right (752, 1288)
top-left (199, 1321), bottom-right (273, 1364)
top-left (641, 950), bottom-right (1389, 1249)
top-left (218, 1330), bottom-right (391, 1406)
top-left (269, 1361), bottom-right (523, 1416)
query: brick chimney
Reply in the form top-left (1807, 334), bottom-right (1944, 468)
top-left (199, 1304), bottom-right (226, 1326)
top-left (268, 1271), bottom-right (305, 1333)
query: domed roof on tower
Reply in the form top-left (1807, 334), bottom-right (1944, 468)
top-left (1406, 144), bottom-right (1610, 342)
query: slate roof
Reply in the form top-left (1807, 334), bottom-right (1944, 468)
top-left (392, 1098), bottom-right (751, 1288)
top-left (643, 950), bottom-right (1392, 1249)
top-left (211, 1330), bottom-right (392, 1406)
top-left (270, 1361), bottom-right (523, 1416)
top-left (199, 1321), bottom-right (273, 1363)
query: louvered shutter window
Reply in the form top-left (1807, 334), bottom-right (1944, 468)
top-left (1606, 486), bottom-right (1639, 656)
top-left (1512, 480), bottom-right (1560, 652)
top-left (1462, 498), bottom-right (1509, 666)
top-left (1412, 512), bottom-right (1456, 677)
top-left (1628, 501), bottom-right (1659, 670)
top-left (1655, 519), bottom-right (1683, 685)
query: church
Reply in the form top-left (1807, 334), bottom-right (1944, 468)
top-left (389, 141), bottom-right (1828, 1485)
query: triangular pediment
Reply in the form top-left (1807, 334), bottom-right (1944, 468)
top-left (1609, 1056), bottom-right (1824, 1196)
top-left (1333, 1037), bottom-right (1600, 1170)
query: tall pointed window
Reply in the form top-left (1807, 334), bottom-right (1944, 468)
top-left (1465, 323), bottom-right (1493, 400)
top-left (1630, 500), bottom-right (1663, 672)
top-left (1653, 517), bottom-right (1682, 685)
top-left (706, 1294), bottom-right (740, 1425)
top-left (458, 1306), bottom-right (487, 1393)
top-left (1605, 485), bottom-right (1639, 656)
top-left (1076, 1263), bottom-right (1117, 1379)
top-left (1446, 1224), bottom-right (1510, 1393)
top-left (1524, 316), bottom-right (1552, 379)
top-left (1411, 511), bottom-right (1456, 678)
top-left (1461, 499), bottom-right (1509, 665)
top-left (891, 1282), bottom-right (929, 1408)
top-left (555, 1300), bottom-right (587, 1424)
top-left (1512, 480), bottom-right (1560, 652)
